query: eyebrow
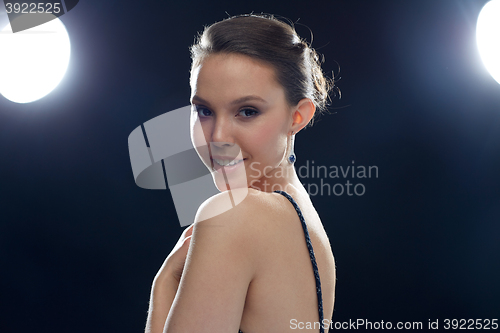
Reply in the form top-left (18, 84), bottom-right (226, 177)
top-left (191, 95), bottom-right (267, 106)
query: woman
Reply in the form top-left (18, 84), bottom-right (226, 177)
top-left (145, 14), bottom-right (337, 333)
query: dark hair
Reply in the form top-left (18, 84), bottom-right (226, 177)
top-left (190, 14), bottom-right (338, 127)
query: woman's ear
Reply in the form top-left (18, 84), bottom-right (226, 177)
top-left (290, 98), bottom-right (315, 134)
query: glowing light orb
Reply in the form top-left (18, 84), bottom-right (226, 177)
top-left (477, 0), bottom-right (500, 85)
top-left (0, 17), bottom-right (71, 103)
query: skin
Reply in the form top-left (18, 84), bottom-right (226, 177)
top-left (145, 53), bottom-right (336, 333)
top-left (189, 52), bottom-right (308, 194)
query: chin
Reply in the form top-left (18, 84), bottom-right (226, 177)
top-left (211, 166), bottom-right (248, 191)
top-left (213, 175), bottom-right (248, 192)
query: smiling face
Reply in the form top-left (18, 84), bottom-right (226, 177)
top-left (190, 53), bottom-right (294, 192)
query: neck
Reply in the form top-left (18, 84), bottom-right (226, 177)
top-left (249, 161), bottom-right (305, 195)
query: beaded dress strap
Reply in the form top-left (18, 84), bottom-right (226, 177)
top-left (273, 190), bottom-right (325, 333)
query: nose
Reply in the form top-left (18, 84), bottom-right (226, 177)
top-left (210, 116), bottom-right (234, 148)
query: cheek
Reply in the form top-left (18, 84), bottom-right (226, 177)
top-left (190, 115), bottom-right (204, 146)
top-left (190, 116), bottom-right (211, 164)
top-left (250, 122), bottom-right (286, 162)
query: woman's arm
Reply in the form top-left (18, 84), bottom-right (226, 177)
top-left (162, 192), bottom-right (266, 332)
top-left (145, 225), bottom-right (194, 333)
top-left (145, 275), bottom-right (179, 333)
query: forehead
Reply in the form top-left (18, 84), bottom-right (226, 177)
top-left (190, 53), bottom-right (284, 101)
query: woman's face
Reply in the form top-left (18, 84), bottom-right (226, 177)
top-left (190, 53), bottom-right (293, 192)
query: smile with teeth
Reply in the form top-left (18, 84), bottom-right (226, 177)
top-left (213, 158), bottom-right (244, 167)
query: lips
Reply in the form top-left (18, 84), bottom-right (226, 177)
top-left (211, 155), bottom-right (245, 160)
top-left (209, 155), bottom-right (247, 173)
top-left (211, 155), bottom-right (246, 165)
top-left (213, 158), bottom-right (245, 166)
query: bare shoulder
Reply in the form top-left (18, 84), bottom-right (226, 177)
top-left (167, 189), bottom-right (287, 331)
top-left (194, 188), bottom-right (290, 224)
top-left (192, 188), bottom-right (294, 250)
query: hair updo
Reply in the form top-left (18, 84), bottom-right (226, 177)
top-left (190, 14), bottom-right (338, 127)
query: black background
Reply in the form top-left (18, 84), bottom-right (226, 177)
top-left (1, 0), bottom-right (499, 332)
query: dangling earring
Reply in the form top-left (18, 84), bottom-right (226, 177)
top-left (288, 131), bottom-right (296, 164)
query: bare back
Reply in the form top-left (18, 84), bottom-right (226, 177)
top-left (238, 188), bottom-right (336, 332)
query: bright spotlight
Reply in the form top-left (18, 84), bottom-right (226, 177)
top-left (0, 16), bottom-right (71, 104)
top-left (477, 0), bottom-right (500, 85)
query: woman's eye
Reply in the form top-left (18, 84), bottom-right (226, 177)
top-left (239, 108), bottom-right (259, 118)
top-left (194, 106), bottom-right (212, 117)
